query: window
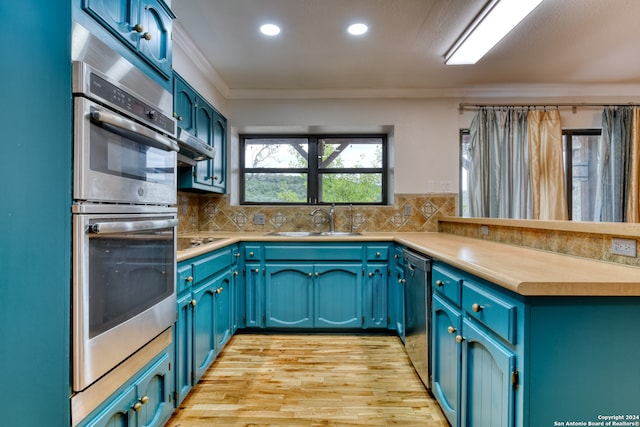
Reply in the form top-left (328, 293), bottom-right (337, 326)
top-left (240, 135), bottom-right (387, 205)
top-left (459, 128), bottom-right (603, 220)
top-left (562, 129), bottom-right (602, 221)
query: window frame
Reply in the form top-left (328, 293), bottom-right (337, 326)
top-left (562, 128), bottom-right (602, 221)
top-left (239, 134), bottom-right (388, 205)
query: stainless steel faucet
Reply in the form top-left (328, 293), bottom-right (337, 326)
top-left (310, 203), bottom-right (335, 232)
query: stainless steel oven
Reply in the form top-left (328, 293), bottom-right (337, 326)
top-left (71, 22), bottom-right (179, 397)
top-left (73, 61), bottom-right (178, 206)
top-left (72, 205), bottom-right (177, 391)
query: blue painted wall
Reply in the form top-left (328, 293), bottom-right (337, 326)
top-left (0, 2), bottom-right (72, 426)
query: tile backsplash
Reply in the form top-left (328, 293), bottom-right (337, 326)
top-left (178, 192), bottom-right (457, 234)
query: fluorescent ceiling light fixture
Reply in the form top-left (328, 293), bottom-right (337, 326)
top-left (347, 23), bottom-right (368, 36)
top-left (260, 23), bottom-right (281, 36)
top-left (445, 0), bottom-right (544, 65)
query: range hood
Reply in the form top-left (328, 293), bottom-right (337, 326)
top-left (176, 128), bottom-right (216, 166)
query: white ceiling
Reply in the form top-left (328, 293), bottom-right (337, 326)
top-left (171, 0), bottom-right (640, 99)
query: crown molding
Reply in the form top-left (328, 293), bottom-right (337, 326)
top-left (172, 22), bottom-right (230, 98)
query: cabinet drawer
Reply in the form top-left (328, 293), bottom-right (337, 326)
top-left (462, 281), bottom-right (518, 344)
top-left (244, 245), bottom-right (262, 261)
top-left (177, 264), bottom-right (194, 295)
top-left (432, 264), bottom-right (462, 306)
top-left (264, 245), bottom-right (362, 261)
top-left (366, 245), bottom-right (388, 261)
top-left (192, 248), bottom-right (232, 283)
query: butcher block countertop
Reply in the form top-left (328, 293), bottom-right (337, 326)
top-left (177, 231), bottom-right (640, 297)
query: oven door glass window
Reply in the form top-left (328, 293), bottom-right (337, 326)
top-left (89, 122), bottom-right (175, 186)
top-left (88, 227), bottom-right (174, 338)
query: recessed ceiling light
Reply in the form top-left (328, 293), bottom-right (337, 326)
top-left (260, 23), bottom-right (281, 36)
top-left (347, 23), bottom-right (368, 36)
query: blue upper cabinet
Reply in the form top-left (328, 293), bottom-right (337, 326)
top-left (79, 0), bottom-right (175, 82)
top-left (174, 72), bottom-right (228, 194)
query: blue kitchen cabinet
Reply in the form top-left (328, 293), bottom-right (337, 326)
top-left (364, 245), bottom-right (389, 329)
top-left (174, 72), bottom-right (228, 193)
top-left (265, 263), bottom-right (315, 328)
top-left (213, 269), bottom-right (233, 350)
top-left (174, 246), bottom-right (236, 405)
top-left (314, 263), bottom-right (363, 328)
top-left (389, 245), bottom-right (405, 340)
top-left (79, 0), bottom-right (174, 79)
top-left (460, 317), bottom-right (516, 427)
top-left (431, 260), bottom-right (522, 427)
top-left (230, 247), bottom-right (242, 334)
top-left (431, 294), bottom-right (462, 427)
top-left (78, 348), bottom-right (173, 427)
top-left (242, 244), bottom-right (265, 328)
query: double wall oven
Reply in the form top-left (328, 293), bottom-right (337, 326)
top-left (71, 23), bottom-right (178, 398)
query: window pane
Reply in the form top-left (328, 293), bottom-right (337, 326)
top-left (568, 134), bottom-right (600, 221)
top-left (320, 173), bottom-right (382, 203)
top-left (244, 173), bottom-right (307, 203)
top-left (460, 131), bottom-right (471, 217)
top-left (244, 138), bottom-right (308, 168)
top-left (319, 138), bottom-right (382, 168)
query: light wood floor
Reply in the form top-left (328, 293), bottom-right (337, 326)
top-left (166, 333), bottom-right (449, 426)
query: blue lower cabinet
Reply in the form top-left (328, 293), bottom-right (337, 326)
top-left (460, 317), bottom-right (516, 427)
top-left (314, 263), bottom-right (362, 328)
top-left (79, 350), bottom-right (173, 427)
top-left (214, 270), bottom-right (233, 349)
top-left (389, 264), bottom-right (405, 340)
top-left (244, 262), bottom-right (265, 327)
top-left (192, 276), bottom-right (217, 382)
top-left (431, 294), bottom-right (462, 427)
top-left (265, 263), bottom-right (315, 328)
top-left (174, 292), bottom-right (194, 405)
top-left (364, 263), bottom-right (388, 328)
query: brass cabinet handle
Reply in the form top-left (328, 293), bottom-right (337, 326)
top-left (234, 271), bottom-right (239, 276)
top-left (253, 268), bottom-right (259, 273)
top-left (308, 272), bottom-right (313, 277)
top-left (213, 176), bottom-right (219, 181)
top-left (435, 280), bottom-right (444, 287)
top-left (190, 299), bottom-right (197, 307)
top-left (472, 303), bottom-right (483, 313)
top-left (447, 326), bottom-right (457, 334)
top-left (249, 251), bottom-right (254, 257)
top-left (133, 24), bottom-right (143, 33)
top-left (376, 252), bottom-right (381, 257)
top-left (140, 396), bottom-right (149, 405)
top-left (173, 112), bottom-right (183, 121)
top-left (455, 335), bottom-right (464, 344)
top-left (132, 402), bottom-right (143, 412)
top-left (186, 276), bottom-right (193, 283)
top-left (398, 278), bottom-right (405, 284)
top-left (142, 32), bottom-right (152, 41)
top-left (235, 253), bottom-right (241, 257)
top-left (215, 287), bottom-right (223, 294)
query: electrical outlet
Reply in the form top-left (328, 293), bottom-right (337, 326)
top-left (480, 225), bottom-right (489, 236)
top-left (253, 213), bottom-right (266, 225)
top-left (611, 238), bottom-right (637, 257)
top-left (403, 204), bottom-right (412, 216)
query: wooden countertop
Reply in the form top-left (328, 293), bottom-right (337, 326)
top-left (177, 231), bottom-right (640, 297)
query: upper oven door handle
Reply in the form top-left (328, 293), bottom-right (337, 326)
top-left (89, 218), bottom-right (179, 234)
top-left (90, 109), bottom-right (180, 153)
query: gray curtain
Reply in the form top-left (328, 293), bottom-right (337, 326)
top-left (468, 108), bottom-right (530, 218)
top-left (595, 107), bottom-right (632, 222)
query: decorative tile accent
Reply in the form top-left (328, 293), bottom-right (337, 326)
top-left (203, 201), bottom-right (219, 218)
top-left (389, 212), bottom-right (408, 229)
top-left (352, 212), bottom-right (366, 230)
top-left (270, 212), bottom-right (288, 228)
top-left (420, 201), bottom-right (438, 219)
top-left (232, 211), bottom-right (249, 229)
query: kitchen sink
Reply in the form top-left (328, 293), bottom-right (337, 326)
top-left (267, 231), bottom-right (362, 237)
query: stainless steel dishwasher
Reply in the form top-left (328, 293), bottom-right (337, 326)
top-left (402, 248), bottom-right (432, 388)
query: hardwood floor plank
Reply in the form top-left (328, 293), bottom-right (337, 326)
top-left (167, 333), bottom-right (449, 426)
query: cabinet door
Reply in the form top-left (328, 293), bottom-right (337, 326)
top-left (231, 266), bottom-right (241, 333)
top-left (134, 353), bottom-right (173, 427)
top-left (193, 102), bottom-right (215, 187)
top-left (192, 279), bottom-right (216, 382)
top-left (174, 292), bottom-right (193, 405)
top-left (210, 111), bottom-right (227, 192)
top-left (173, 75), bottom-right (196, 132)
top-left (389, 264), bottom-right (405, 340)
top-left (461, 318), bottom-right (516, 427)
top-left (432, 294), bottom-right (462, 427)
top-left (213, 271), bottom-right (232, 351)
top-left (265, 263), bottom-right (314, 328)
top-left (81, 385), bottom-right (136, 427)
top-left (314, 263), bottom-right (362, 328)
top-left (364, 264), bottom-right (388, 328)
top-left (82, 0), bottom-right (138, 48)
top-left (244, 263), bottom-right (264, 327)
top-left (137, 0), bottom-right (173, 77)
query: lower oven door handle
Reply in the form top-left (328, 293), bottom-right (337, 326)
top-left (91, 110), bottom-right (179, 153)
top-left (89, 218), bottom-right (179, 234)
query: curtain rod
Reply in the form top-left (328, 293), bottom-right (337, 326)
top-left (458, 102), bottom-right (640, 115)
